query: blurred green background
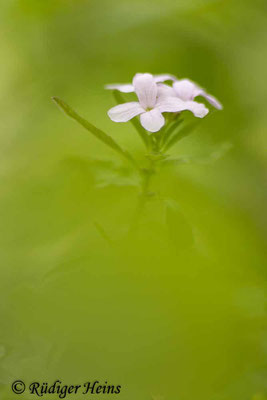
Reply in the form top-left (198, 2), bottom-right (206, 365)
top-left (0, 0), bottom-right (267, 399)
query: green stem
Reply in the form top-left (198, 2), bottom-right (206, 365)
top-left (129, 157), bottom-right (156, 234)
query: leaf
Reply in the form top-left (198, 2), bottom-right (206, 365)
top-left (162, 142), bottom-right (233, 167)
top-left (204, 142), bottom-right (233, 163)
top-left (94, 167), bottom-right (140, 188)
top-left (145, 152), bottom-right (167, 162)
top-left (52, 97), bottom-right (139, 170)
top-left (160, 118), bottom-right (184, 148)
top-left (165, 199), bottom-right (194, 251)
top-left (62, 156), bottom-right (140, 188)
top-left (112, 90), bottom-right (149, 148)
top-left (62, 156), bottom-right (116, 172)
top-left (163, 121), bottom-right (200, 151)
top-left (161, 156), bottom-right (191, 166)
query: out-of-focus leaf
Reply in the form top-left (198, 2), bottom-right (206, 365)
top-left (62, 156), bottom-right (116, 172)
top-left (163, 121), bottom-right (200, 151)
top-left (112, 90), bottom-right (149, 148)
top-left (161, 156), bottom-right (192, 166)
top-left (165, 199), bottom-right (194, 250)
top-left (146, 152), bottom-right (167, 162)
top-left (162, 142), bottom-right (233, 167)
top-left (204, 142), bottom-right (233, 163)
top-left (62, 156), bottom-right (140, 188)
top-left (95, 169), bottom-right (140, 188)
top-left (160, 118), bottom-right (184, 148)
top-left (52, 97), bottom-right (139, 170)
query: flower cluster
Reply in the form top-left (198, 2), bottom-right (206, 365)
top-left (106, 73), bottom-right (222, 133)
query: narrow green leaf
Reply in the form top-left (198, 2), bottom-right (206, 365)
top-left (163, 121), bottom-right (200, 151)
top-left (160, 118), bottom-right (184, 148)
top-left (112, 91), bottom-right (149, 148)
top-left (161, 156), bottom-right (191, 166)
top-left (52, 96), bottom-right (138, 170)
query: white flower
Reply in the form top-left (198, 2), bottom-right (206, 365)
top-left (105, 73), bottom-right (176, 93)
top-left (159, 78), bottom-right (223, 110)
top-left (107, 73), bottom-right (209, 133)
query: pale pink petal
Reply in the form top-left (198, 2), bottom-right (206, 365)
top-left (133, 73), bottom-right (157, 109)
top-left (198, 90), bottom-right (223, 110)
top-left (174, 79), bottom-right (223, 109)
top-left (157, 84), bottom-right (177, 100)
top-left (105, 83), bottom-right (134, 93)
top-left (173, 79), bottom-right (199, 101)
top-left (154, 74), bottom-right (177, 83)
top-left (156, 96), bottom-right (190, 112)
top-left (156, 96), bottom-right (209, 118)
top-left (183, 101), bottom-right (209, 118)
top-left (108, 102), bottom-right (145, 122)
top-left (140, 109), bottom-right (165, 133)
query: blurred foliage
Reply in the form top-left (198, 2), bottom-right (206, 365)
top-left (0, 1), bottom-right (267, 400)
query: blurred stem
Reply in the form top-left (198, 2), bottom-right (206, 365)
top-left (129, 157), bottom-right (156, 234)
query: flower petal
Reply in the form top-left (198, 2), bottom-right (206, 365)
top-left (154, 74), bottom-right (177, 83)
top-left (183, 101), bottom-right (209, 118)
top-left (156, 96), bottom-right (191, 112)
top-left (173, 79), bottom-right (199, 101)
top-left (157, 84), bottom-right (177, 100)
top-left (198, 90), bottom-right (223, 110)
top-left (140, 109), bottom-right (165, 133)
top-left (108, 102), bottom-right (145, 122)
top-left (133, 73), bottom-right (157, 109)
top-left (173, 79), bottom-right (223, 109)
top-left (156, 97), bottom-right (209, 118)
top-left (105, 83), bottom-right (134, 93)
